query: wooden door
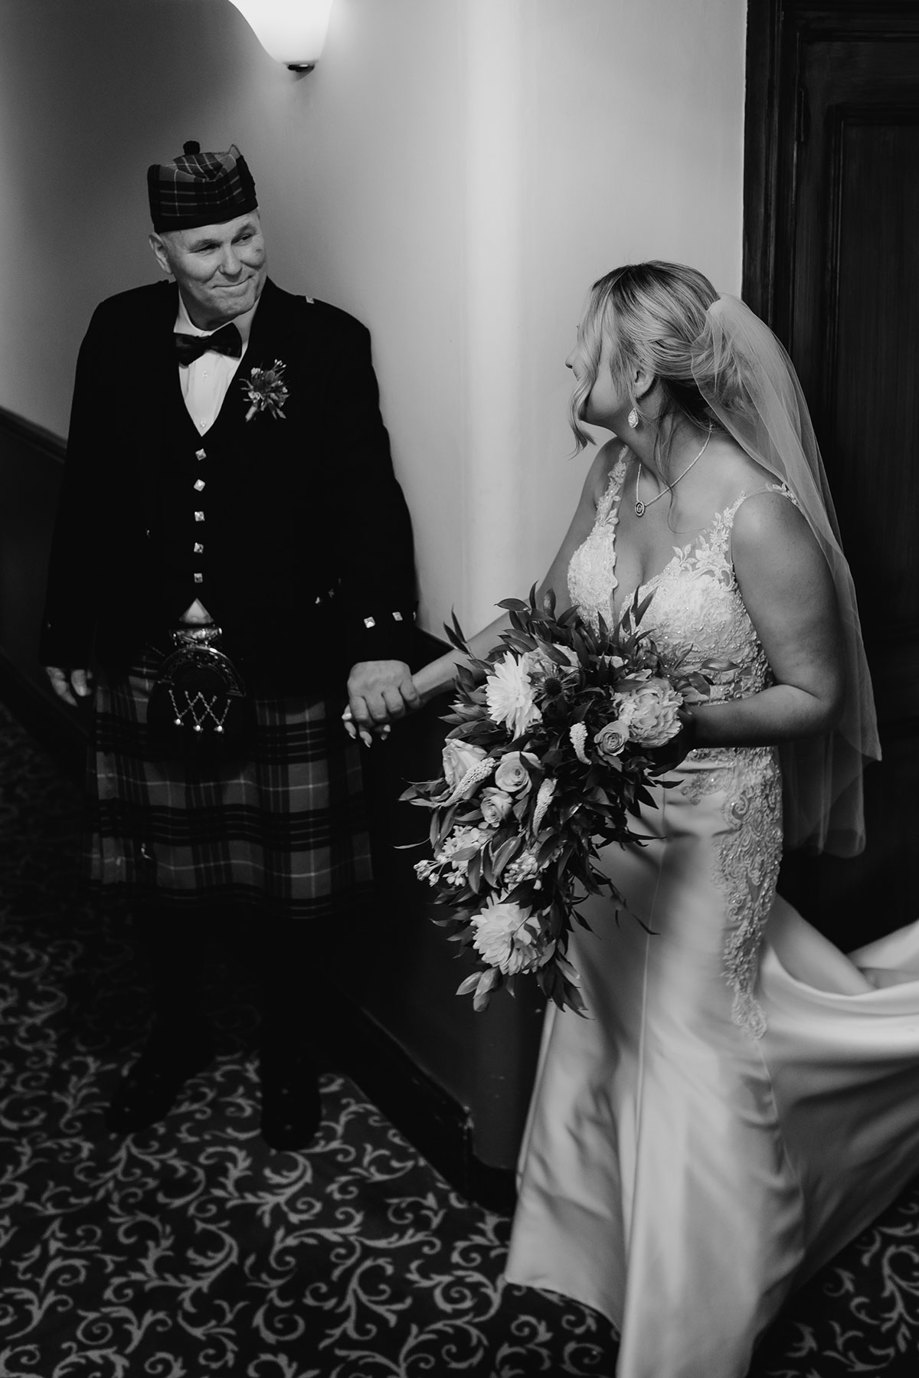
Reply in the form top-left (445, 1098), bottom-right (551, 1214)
top-left (745, 0), bottom-right (919, 948)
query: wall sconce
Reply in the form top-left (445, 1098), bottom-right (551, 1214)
top-left (227, 0), bottom-right (335, 73)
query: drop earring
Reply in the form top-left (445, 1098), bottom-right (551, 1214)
top-left (627, 407), bottom-right (639, 429)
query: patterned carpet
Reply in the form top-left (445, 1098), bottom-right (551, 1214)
top-left (1, 697), bottom-right (918, 1378)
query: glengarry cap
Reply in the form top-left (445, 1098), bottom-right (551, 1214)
top-left (148, 140), bottom-right (257, 232)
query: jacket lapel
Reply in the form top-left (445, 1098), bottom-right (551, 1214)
top-left (138, 283), bottom-right (202, 517)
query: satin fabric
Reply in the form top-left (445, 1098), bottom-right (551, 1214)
top-left (504, 754), bottom-right (919, 1377)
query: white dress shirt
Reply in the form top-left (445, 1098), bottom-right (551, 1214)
top-left (174, 295), bottom-right (257, 434)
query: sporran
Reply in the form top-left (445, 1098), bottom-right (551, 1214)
top-left (147, 625), bottom-right (249, 761)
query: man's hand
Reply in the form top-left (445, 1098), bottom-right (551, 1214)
top-left (45, 666), bottom-right (94, 708)
top-left (343, 660), bottom-right (419, 746)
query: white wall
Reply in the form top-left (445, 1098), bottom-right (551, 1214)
top-left (0, 0), bottom-right (746, 635)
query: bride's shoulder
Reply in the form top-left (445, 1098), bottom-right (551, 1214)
top-left (706, 434), bottom-right (768, 490)
top-left (703, 434), bottom-right (784, 511)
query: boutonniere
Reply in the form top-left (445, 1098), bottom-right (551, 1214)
top-left (241, 360), bottom-right (289, 422)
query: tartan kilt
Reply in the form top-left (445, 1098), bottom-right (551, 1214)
top-left (85, 653), bottom-right (373, 919)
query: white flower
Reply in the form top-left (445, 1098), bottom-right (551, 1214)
top-left (616, 676), bottom-right (684, 747)
top-left (437, 824), bottom-right (490, 877)
top-left (485, 653), bottom-right (543, 739)
top-left (494, 750), bottom-right (539, 794)
top-left (531, 777), bottom-right (557, 834)
top-left (480, 787), bottom-right (514, 827)
top-left (504, 850), bottom-right (541, 888)
top-left (470, 900), bottom-right (544, 975)
top-left (442, 739), bottom-right (487, 790)
top-left (569, 722), bottom-right (590, 764)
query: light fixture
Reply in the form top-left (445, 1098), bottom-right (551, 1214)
top-left (227, 0), bottom-right (335, 73)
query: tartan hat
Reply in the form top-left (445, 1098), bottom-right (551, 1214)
top-left (148, 141), bottom-right (258, 233)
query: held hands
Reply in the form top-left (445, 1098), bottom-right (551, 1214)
top-left (342, 659), bottom-right (420, 747)
top-left (45, 666), bottom-right (94, 708)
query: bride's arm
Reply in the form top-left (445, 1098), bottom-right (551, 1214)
top-left (690, 491), bottom-right (846, 747)
top-left (411, 443), bottom-right (620, 707)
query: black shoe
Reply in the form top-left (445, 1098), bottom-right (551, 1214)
top-left (106, 1023), bottom-right (215, 1134)
top-left (259, 1046), bottom-right (322, 1151)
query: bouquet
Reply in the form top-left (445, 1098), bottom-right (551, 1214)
top-left (402, 587), bottom-right (720, 1015)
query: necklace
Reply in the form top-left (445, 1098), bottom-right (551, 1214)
top-left (634, 426), bottom-right (713, 518)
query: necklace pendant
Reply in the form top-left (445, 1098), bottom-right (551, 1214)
top-left (634, 499), bottom-right (646, 518)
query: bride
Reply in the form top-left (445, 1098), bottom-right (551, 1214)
top-left (349, 262), bottom-right (919, 1377)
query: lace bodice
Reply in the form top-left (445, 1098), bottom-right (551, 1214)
top-left (568, 451), bottom-right (798, 1037)
top-left (568, 453), bottom-right (794, 703)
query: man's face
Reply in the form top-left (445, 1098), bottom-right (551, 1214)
top-left (150, 211), bottom-right (267, 330)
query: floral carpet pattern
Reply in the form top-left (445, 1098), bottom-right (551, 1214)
top-left (0, 699), bottom-right (918, 1377)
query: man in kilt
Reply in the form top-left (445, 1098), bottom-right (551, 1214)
top-left (40, 141), bottom-right (418, 1149)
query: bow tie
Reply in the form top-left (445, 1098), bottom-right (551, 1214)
top-left (174, 322), bottom-right (243, 365)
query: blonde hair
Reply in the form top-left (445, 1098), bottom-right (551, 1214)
top-left (569, 261), bottom-right (720, 454)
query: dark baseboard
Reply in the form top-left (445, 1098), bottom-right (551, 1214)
top-left (0, 402), bottom-right (65, 463)
top-left (0, 650), bottom-right (87, 777)
top-left (318, 993), bottom-right (516, 1212)
top-left (0, 653), bottom-right (516, 1212)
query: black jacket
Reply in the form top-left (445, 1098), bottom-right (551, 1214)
top-left (40, 278), bottom-right (416, 694)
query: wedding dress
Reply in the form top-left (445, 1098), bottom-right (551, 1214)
top-left (503, 454), bottom-right (919, 1378)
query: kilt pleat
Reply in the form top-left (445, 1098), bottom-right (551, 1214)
top-left (85, 656), bottom-right (372, 919)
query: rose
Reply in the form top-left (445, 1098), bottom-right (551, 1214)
top-left (616, 677), bottom-right (684, 748)
top-left (485, 653), bottom-right (542, 739)
top-left (593, 719), bottom-right (629, 761)
top-left (480, 787), bottom-right (513, 827)
top-left (442, 739), bottom-right (487, 790)
top-left (471, 900), bottom-right (544, 975)
top-left (494, 750), bottom-right (539, 794)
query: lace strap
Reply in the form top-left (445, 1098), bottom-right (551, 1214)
top-left (595, 447), bottom-right (630, 522)
top-left (724, 481), bottom-right (798, 526)
top-left (709, 483), bottom-right (798, 564)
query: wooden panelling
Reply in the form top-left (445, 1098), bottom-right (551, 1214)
top-left (746, 2), bottom-right (919, 942)
top-left (0, 406), bottom-right (79, 739)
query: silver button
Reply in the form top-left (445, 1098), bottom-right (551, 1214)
top-left (195, 448), bottom-right (206, 461)
top-left (194, 542), bottom-right (204, 554)
top-left (193, 573), bottom-right (203, 583)
top-left (194, 479), bottom-right (205, 492)
top-left (363, 616), bottom-right (376, 629)
top-left (194, 511), bottom-right (205, 522)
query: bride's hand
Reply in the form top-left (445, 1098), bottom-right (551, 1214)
top-left (341, 705), bottom-right (387, 746)
top-left (643, 714), bottom-right (698, 772)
